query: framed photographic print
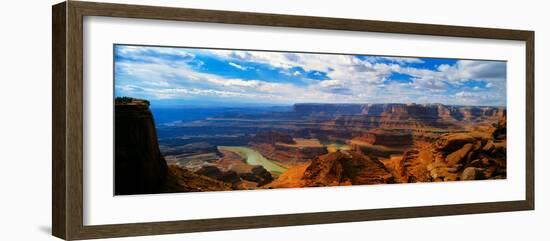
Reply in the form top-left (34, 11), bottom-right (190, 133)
top-left (52, 1), bottom-right (534, 240)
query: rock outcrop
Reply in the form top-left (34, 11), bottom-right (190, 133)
top-left (115, 97), bottom-right (168, 195)
top-left (348, 129), bottom-right (413, 158)
top-left (252, 131), bottom-right (296, 144)
top-left (358, 129), bottom-right (413, 147)
top-left (264, 163), bottom-right (310, 188)
top-left (394, 117), bottom-right (507, 183)
top-left (239, 166), bottom-right (274, 186)
top-left (302, 150), bottom-right (394, 186)
top-left (166, 165), bottom-right (232, 192)
top-left (115, 97), bottom-right (233, 194)
top-left (195, 164), bottom-right (274, 188)
top-left (162, 142), bottom-right (223, 171)
top-left (196, 166), bottom-right (241, 184)
top-left (395, 149), bottom-right (432, 182)
top-left (434, 133), bottom-right (477, 154)
top-left (250, 132), bottom-right (328, 166)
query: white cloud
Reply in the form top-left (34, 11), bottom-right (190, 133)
top-left (364, 56), bottom-right (424, 64)
top-left (455, 91), bottom-right (475, 98)
top-left (433, 60), bottom-right (506, 84)
top-left (200, 49), bottom-right (427, 90)
top-left (228, 62), bottom-right (247, 71)
top-left (116, 45), bottom-right (195, 61)
top-left (115, 46), bottom-right (507, 106)
top-left (397, 60), bottom-right (506, 94)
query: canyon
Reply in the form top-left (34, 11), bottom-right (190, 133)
top-left (115, 97), bottom-right (506, 194)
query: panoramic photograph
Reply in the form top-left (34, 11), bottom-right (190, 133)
top-left (113, 44), bottom-right (507, 195)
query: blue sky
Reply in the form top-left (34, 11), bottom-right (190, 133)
top-left (114, 45), bottom-right (506, 107)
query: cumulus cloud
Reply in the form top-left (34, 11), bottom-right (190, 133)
top-left (433, 60), bottom-right (506, 84)
top-left (115, 45), bottom-right (507, 106)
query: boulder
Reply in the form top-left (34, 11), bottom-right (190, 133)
top-left (482, 140), bottom-right (495, 152)
top-left (435, 133), bottom-right (476, 154)
top-left (251, 166), bottom-right (274, 186)
top-left (195, 165), bottom-right (223, 179)
top-left (239, 166), bottom-right (274, 186)
top-left (220, 171), bottom-right (241, 184)
top-left (492, 116), bottom-right (507, 140)
top-left (445, 143), bottom-right (473, 166)
top-left (467, 159), bottom-right (484, 168)
top-left (461, 167), bottom-right (483, 180)
top-left (472, 140), bottom-right (483, 151)
top-left (196, 166), bottom-right (242, 184)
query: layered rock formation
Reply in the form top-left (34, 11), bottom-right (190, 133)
top-left (293, 103), bottom-right (364, 117)
top-left (302, 150), bottom-right (394, 186)
top-left (162, 142), bottom-right (223, 171)
top-left (348, 129), bottom-right (413, 158)
top-left (293, 103), bottom-right (505, 122)
top-left (268, 150), bottom-right (394, 188)
top-left (264, 163), bottom-right (310, 188)
top-left (252, 131), bottom-right (295, 144)
top-left (195, 166), bottom-right (241, 185)
top-left (357, 129), bottom-right (413, 147)
top-left (116, 97), bottom-right (507, 194)
top-left (165, 165), bottom-right (232, 192)
top-left (297, 103), bottom-right (505, 131)
top-left (250, 131), bottom-right (328, 166)
top-left (394, 116), bottom-right (507, 182)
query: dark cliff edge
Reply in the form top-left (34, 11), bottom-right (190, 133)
top-left (115, 97), bottom-right (231, 195)
top-left (115, 98), bottom-right (168, 195)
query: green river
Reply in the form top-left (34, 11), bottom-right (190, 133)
top-left (218, 146), bottom-right (288, 174)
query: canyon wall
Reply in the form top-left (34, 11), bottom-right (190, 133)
top-left (293, 103), bottom-right (505, 129)
top-left (114, 98), bottom-right (232, 195)
top-left (114, 98), bottom-right (168, 195)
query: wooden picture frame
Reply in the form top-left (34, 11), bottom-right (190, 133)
top-left (52, 1), bottom-right (534, 240)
